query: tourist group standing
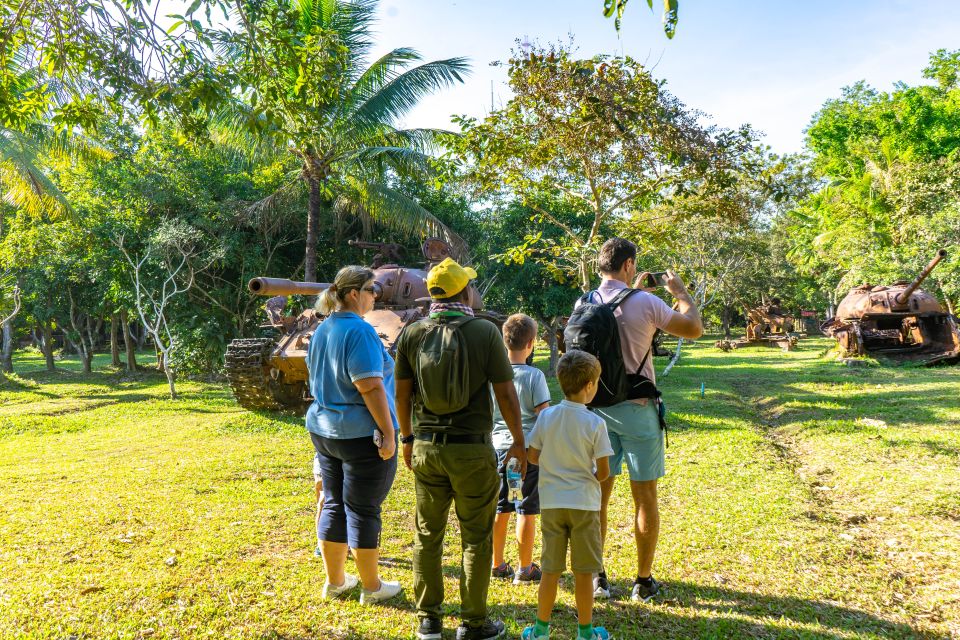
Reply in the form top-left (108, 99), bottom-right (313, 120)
top-left (305, 238), bottom-right (703, 639)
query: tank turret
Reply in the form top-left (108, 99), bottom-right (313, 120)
top-left (224, 238), bottom-right (502, 413)
top-left (822, 250), bottom-right (960, 365)
top-left (715, 300), bottom-right (799, 351)
top-left (894, 249), bottom-right (947, 307)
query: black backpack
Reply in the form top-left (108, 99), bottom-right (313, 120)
top-left (564, 289), bottom-right (641, 407)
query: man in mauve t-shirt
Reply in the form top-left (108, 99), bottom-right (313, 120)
top-left (577, 237), bottom-right (703, 602)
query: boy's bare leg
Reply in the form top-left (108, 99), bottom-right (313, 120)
top-left (573, 572), bottom-right (595, 625)
top-left (598, 477), bottom-right (615, 548)
top-left (536, 571), bottom-right (561, 623)
top-left (492, 512), bottom-right (511, 566)
top-left (630, 479), bottom-right (659, 577)
top-left (517, 514), bottom-right (536, 568)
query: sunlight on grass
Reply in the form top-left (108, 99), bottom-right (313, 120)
top-left (1, 340), bottom-right (958, 638)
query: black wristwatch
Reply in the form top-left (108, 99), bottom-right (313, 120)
top-left (400, 434), bottom-right (415, 445)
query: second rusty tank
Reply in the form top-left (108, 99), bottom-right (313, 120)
top-left (225, 238), bottom-right (501, 413)
top-left (715, 299), bottom-right (800, 351)
top-left (820, 249), bottom-right (960, 365)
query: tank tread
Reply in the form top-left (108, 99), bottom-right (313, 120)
top-left (224, 338), bottom-right (282, 411)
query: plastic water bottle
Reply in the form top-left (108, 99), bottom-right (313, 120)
top-left (506, 458), bottom-right (522, 509)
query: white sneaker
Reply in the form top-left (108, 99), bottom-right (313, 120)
top-left (593, 574), bottom-right (611, 599)
top-left (321, 573), bottom-right (358, 599)
top-left (360, 579), bottom-right (403, 604)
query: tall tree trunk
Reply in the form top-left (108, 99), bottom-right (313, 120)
top-left (541, 316), bottom-right (562, 377)
top-left (42, 321), bottom-right (55, 372)
top-left (68, 294), bottom-right (94, 374)
top-left (1, 319), bottom-right (13, 373)
top-left (578, 257), bottom-right (591, 292)
top-left (722, 303), bottom-right (732, 339)
top-left (85, 316), bottom-right (98, 354)
top-left (164, 361), bottom-right (178, 399)
top-left (110, 313), bottom-right (122, 367)
top-left (661, 338), bottom-right (684, 378)
top-left (134, 322), bottom-right (145, 349)
top-left (121, 310), bottom-right (137, 372)
top-left (304, 176), bottom-right (321, 283)
top-left (155, 336), bottom-right (164, 373)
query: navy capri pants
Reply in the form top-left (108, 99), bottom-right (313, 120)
top-left (310, 432), bottom-right (397, 549)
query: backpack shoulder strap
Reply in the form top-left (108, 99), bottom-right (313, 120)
top-left (636, 344), bottom-right (652, 374)
top-left (607, 288), bottom-right (639, 311)
top-left (446, 315), bottom-right (477, 329)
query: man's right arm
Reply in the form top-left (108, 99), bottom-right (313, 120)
top-left (396, 377), bottom-right (415, 470)
top-left (662, 270), bottom-right (703, 339)
top-left (394, 332), bottom-right (416, 470)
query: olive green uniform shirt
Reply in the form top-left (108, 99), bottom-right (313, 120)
top-left (395, 317), bottom-right (514, 435)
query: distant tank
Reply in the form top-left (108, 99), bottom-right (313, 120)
top-left (225, 238), bottom-right (499, 413)
top-left (820, 249), bottom-right (960, 365)
top-left (715, 299), bottom-right (799, 351)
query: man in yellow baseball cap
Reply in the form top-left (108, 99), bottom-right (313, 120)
top-left (394, 256), bottom-right (526, 640)
top-left (427, 257), bottom-right (478, 299)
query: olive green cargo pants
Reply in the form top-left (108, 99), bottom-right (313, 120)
top-left (411, 438), bottom-right (500, 626)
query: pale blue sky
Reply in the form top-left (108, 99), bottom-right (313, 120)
top-left (369, 0), bottom-right (960, 154)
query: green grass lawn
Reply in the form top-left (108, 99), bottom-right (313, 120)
top-left (1, 339), bottom-right (958, 639)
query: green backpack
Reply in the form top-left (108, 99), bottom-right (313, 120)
top-left (415, 315), bottom-right (476, 415)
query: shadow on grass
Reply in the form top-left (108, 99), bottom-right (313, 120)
top-left (538, 580), bottom-right (938, 640)
top-left (0, 371), bottom-right (56, 393)
top-left (253, 579), bottom-right (940, 639)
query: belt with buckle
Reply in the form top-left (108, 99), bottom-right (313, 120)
top-left (414, 432), bottom-right (490, 445)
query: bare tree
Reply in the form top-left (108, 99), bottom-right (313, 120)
top-left (1, 282), bottom-right (22, 373)
top-left (645, 215), bottom-right (760, 378)
top-left (115, 222), bottom-right (208, 399)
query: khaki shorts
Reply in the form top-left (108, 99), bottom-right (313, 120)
top-left (540, 508), bottom-right (603, 574)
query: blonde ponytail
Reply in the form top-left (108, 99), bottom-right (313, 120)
top-left (314, 265), bottom-right (375, 315)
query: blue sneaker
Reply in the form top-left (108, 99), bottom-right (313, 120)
top-left (521, 624), bottom-right (549, 639)
top-left (589, 627), bottom-right (611, 640)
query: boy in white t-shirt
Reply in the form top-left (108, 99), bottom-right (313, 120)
top-left (522, 350), bottom-right (613, 640)
top-left (490, 314), bottom-right (551, 584)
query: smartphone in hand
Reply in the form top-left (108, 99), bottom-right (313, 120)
top-left (644, 271), bottom-right (668, 288)
top-left (373, 428), bottom-right (384, 449)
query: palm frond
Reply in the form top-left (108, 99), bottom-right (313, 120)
top-left (0, 130), bottom-right (72, 216)
top-left (337, 178), bottom-right (469, 259)
top-left (351, 57), bottom-right (471, 127)
top-left (324, 0), bottom-right (379, 70)
top-left (208, 99), bottom-right (289, 168)
top-left (243, 176), bottom-right (306, 220)
top-left (344, 145), bottom-right (434, 181)
top-left (346, 47), bottom-right (422, 110)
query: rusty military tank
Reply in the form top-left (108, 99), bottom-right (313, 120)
top-left (820, 249), bottom-right (960, 365)
top-left (716, 299), bottom-right (800, 351)
top-left (225, 238), bottom-right (499, 413)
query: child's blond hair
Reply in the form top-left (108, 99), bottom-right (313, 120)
top-left (556, 350), bottom-right (601, 397)
top-left (502, 313), bottom-right (538, 351)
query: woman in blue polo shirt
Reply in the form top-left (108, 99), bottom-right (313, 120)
top-left (307, 265), bottom-right (401, 604)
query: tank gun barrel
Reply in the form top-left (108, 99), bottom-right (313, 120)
top-left (248, 278), bottom-right (332, 296)
top-left (348, 239), bottom-right (385, 250)
top-left (895, 249), bottom-right (947, 305)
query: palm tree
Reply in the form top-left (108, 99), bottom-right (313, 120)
top-left (215, 0), bottom-right (471, 282)
top-left (0, 49), bottom-right (109, 218)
